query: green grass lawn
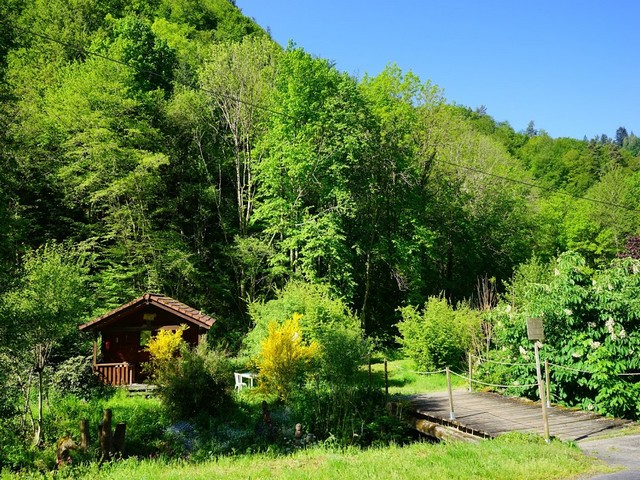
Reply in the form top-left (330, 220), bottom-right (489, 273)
top-left (22, 433), bottom-right (608, 480)
top-left (1, 357), bottom-right (614, 479)
top-left (369, 358), bottom-right (467, 395)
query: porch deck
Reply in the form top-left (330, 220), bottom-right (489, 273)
top-left (94, 362), bottom-right (136, 386)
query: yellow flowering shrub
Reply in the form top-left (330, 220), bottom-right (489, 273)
top-left (256, 313), bottom-right (318, 400)
top-left (144, 325), bottom-right (187, 382)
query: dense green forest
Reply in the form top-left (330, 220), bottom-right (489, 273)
top-left (2, 0), bottom-right (640, 472)
top-left (2, 0), bottom-right (638, 340)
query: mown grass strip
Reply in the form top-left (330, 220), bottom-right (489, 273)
top-left (12, 433), bottom-right (608, 480)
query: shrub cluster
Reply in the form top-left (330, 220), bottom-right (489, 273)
top-left (255, 314), bottom-right (318, 401)
top-left (148, 342), bottom-right (233, 421)
top-left (50, 355), bottom-right (108, 400)
top-left (247, 281), bottom-right (369, 396)
top-left (481, 252), bottom-right (640, 419)
top-left (396, 296), bottom-right (481, 371)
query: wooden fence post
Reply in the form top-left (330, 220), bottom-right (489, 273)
top-left (80, 419), bottom-right (89, 452)
top-left (384, 358), bottom-right (389, 401)
top-left (446, 367), bottom-right (456, 420)
top-left (534, 342), bottom-right (550, 443)
top-left (112, 423), bottom-right (126, 457)
top-left (99, 409), bottom-right (112, 461)
top-left (468, 352), bottom-right (473, 392)
top-left (544, 359), bottom-right (551, 408)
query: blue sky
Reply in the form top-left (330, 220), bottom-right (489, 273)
top-left (235, 1), bottom-right (639, 140)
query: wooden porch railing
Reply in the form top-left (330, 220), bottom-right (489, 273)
top-left (94, 362), bottom-right (135, 386)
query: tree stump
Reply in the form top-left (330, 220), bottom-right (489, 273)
top-left (112, 423), bottom-right (126, 457)
top-left (98, 409), bottom-right (113, 461)
top-left (56, 436), bottom-right (78, 468)
top-left (80, 419), bottom-right (89, 452)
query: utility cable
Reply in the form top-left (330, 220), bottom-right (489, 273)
top-left (409, 369), bottom-right (448, 375)
top-left (434, 157), bottom-right (640, 213)
top-left (433, 158), bottom-right (640, 213)
top-left (1, 21), bottom-right (295, 122)
top-left (449, 370), bottom-right (537, 389)
top-left (4, 22), bottom-right (640, 214)
top-left (471, 354), bottom-right (536, 367)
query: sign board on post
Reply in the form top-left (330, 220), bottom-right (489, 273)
top-left (527, 317), bottom-right (550, 443)
top-left (527, 317), bottom-right (544, 341)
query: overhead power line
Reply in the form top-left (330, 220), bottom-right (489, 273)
top-left (3, 21), bottom-right (640, 214)
top-left (435, 158), bottom-right (640, 214)
top-left (1, 21), bottom-right (294, 121)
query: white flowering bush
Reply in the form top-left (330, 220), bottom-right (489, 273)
top-left (490, 252), bottom-right (640, 419)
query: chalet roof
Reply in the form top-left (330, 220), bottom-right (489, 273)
top-left (78, 293), bottom-right (216, 332)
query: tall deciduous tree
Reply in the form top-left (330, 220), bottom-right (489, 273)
top-left (356, 65), bottom-right (439, 331)
top-left (1, 242), bottom-right (89, 445)
top-left (199, 36), bottom-right (279, 305)
top-left (199, 36), bottom-right (278, 237)
top-left (254, 45), bottom-right (372, 298)
top-left (563, 168), bottom-right (640, 263)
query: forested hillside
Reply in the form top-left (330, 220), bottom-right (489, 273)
top-left (1, 0), bottom-right (639, 344)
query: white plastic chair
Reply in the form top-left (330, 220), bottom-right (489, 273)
top-left (234, 372), bottom-right (247, 391)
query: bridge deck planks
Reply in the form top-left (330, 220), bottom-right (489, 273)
top-left (409, 390), bottom-right (632, 441)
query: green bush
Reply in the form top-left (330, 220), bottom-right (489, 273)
top-left (289, 385), bottom-right (405, 446)
top-left (44, 389), bottom-right (170, 458)
top-left (246, 280), bottom-right (368, 389)
top-left (156, 343), bottom-right (232, 421)
top-left (487, 253), bottom-right (640, 419)
top-left (255, 314), bottom-right (319, 401)
top-left (396, 296), bottom-right (481, 371)
top-left (0, 423), bottom-right (34, 472)
top-left (316, 328), bottom-right (368, 387)
top-left (245, 281), bottom-right (360, 354)
top-left (45, 393), bottom-right (99, 447)
top-left (50, 355), bottom-right (108, 400)
top-left (104, 390), bottom-right (171, 456)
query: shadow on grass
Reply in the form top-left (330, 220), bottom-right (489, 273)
top-left (365, 370), bottom-right (412, 389)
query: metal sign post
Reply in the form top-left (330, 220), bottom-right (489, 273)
top-left (527, 317), bottom-right (550, 444)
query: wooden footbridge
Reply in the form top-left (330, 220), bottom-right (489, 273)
top-left (407, 389), bottom-right (632, 442)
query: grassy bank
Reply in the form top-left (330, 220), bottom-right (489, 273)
top-left (8, 433), bottom-right (607, 480)
top-left (1, 357), bottom-right (612, 479)
top-left (370, 358), bottom-right (467, 395)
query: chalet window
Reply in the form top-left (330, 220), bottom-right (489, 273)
top-left (140, 330), bottom-right (152, 347)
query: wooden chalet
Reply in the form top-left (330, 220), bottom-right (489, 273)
top-left (79, 293), bottom-right (216, 386)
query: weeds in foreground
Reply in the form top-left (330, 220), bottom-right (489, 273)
top-left (6, 433), bottom-right (607, 480)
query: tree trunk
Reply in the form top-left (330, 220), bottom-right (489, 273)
top-left (360, 251), bottom-right (371, 332)
top-left (34, 369), bottom-right (43, 446)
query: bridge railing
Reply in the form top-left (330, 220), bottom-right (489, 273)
top-left (407, 353), bottom-right (640, 443)
top-left (410, 352), bottom-right (640, 420)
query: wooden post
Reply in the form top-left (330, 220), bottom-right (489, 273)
top-left (545, 359), bottom-right (551, 408)
top-left (92, 340), bottom-right (97, 367)
top-left (112, 423), bottom-right (126, 457)
top-left (384, 358), bottom-right (389, 401)
top-left (534, 342), bottom-right (550, 443)
top-left (80, 419), bottom-right (89, 452)
top-left (446, 367), bottom-right (455, 420)
top-left (99, 409), bottom-right (113, 461)
top-left (468, 352), bottom-right (473, 392)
